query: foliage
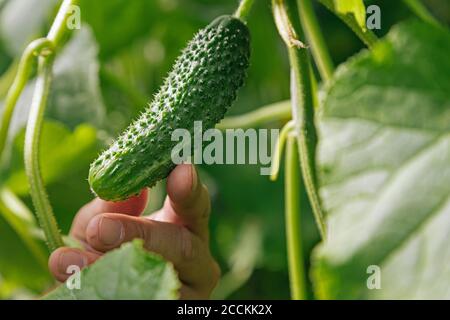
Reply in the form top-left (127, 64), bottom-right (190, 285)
top-left (313, 20), bottom-right (450, 299)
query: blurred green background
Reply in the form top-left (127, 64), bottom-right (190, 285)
top-left (0, 0), bottom-right (448, 299)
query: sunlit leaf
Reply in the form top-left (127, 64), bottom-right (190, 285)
top-left (313, 21), bottom-right (450, 299)
top-left (44, 240), bottom-right (180, 300)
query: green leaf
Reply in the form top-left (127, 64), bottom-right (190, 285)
top-left (313, 21), bottom-right (450, 299)
top-left (333, 0), bottom-right (366, 31)
top-left (44, 240), bottom-right (180, 300)
top-left (5, 120), bottom-right (98, 195)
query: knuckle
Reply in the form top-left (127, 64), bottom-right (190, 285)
top-left (134, 219), bottom-right (150, 242)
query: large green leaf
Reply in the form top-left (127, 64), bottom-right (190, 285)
top-left (313, 21), bottom-right (450, 299)
top-left (44, 240), bottom-right (180, 300)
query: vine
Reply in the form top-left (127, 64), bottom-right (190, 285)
top-left (0, 0), bottom-right (79, 251)
top-left (272, 0), bottom-right (327, 240)
top-left (24, 55), bottom-right (63, 251)
top-left (0, 38), bottom-right (53, 161)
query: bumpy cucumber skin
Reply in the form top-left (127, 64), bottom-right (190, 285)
top-left (89, 15), bottom-right (250, 201)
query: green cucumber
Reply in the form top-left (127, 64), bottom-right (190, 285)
top-left (89, 15), bottom-right (250, 201)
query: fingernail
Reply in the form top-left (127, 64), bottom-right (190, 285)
top-left (98, 217), bottom-right (124, 246)
top-left (59, 251), bottom-right (87, 274)
top-left (191, 165), bottom-right (198, 192)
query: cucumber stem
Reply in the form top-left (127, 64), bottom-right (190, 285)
top-left (235, 0), bottom-right (256, 22)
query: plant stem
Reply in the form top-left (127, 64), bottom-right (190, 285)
top-left (234, 0), bottom-right (256, 22)
top-left (297, 0), bottom-right (334, 81)
top-left (0, 39), bottom-right (53, 163)
top-left (289, 59), bottom-right (326, 239)
top-left (270, 120), bottom-right (294, 181)
top-left (24, 56), bottom-right (63, 251)
top-left (47, 0), bottom-right (79, 44)
top-left (0, 0), bottom-right (78, 163)
top-left (285, 134), bottom-right (306, 300)
top-left (0, 0), bottom-right (80, 251)
top-left (217, 100), bottom-right (291, 130)
top-left (402, 0), bottom-right (441, 27)
top-left (317, 0), bottom-right (378, 48)
top-left (273, 0), bottom-right (327, 239)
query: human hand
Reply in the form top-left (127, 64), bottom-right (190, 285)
top-left (48, 164), bottom-right (220, 299)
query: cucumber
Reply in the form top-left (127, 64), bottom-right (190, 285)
top-left (89, 15), bottom-right (250, 201)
